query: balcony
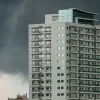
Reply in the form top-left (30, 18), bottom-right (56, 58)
top-left (79, 57), bottom-right (100, 61)
top-left (78, 83), bottom-right (100, 86)
top-left (32, 38), bottom-right (43, 41)
top-left (79, 90), bottom-right (100, 93)
top-left (32, 44), bottom-right (43, 48)
top-left (79, 76), bottom-right (100, 80)
top-left (78, 63), bottom-right (100, 67)
top-left (79, 70), bottom-right (100, 74)
top-left (44, 37), bottom-right (51, 41)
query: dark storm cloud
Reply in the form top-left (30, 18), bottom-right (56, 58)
top-left (0, 0), bottom-right (100, 80)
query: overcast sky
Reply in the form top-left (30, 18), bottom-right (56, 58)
top-left (0, 0), bottom-right (100, 100)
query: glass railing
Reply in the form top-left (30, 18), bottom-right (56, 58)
top-left (79, 77), bottom-right (100, 79)
top-left (78, 83), bottom-right (100, 86)
top-left (79, 57), bottom-right (100, 60)
top-left (79, 70), bottom-right (100, 73)
top-left (79, 90), bottom-right (100, 92)
top-left (79, 64), bottom-right (100, 67)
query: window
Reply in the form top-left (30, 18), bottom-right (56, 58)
top-left (32, 28), bottom-right (36, 32)
top-left (61, 33), bottom-right (64, 36)
top-left (57, 87), bottom-right (60, 89)
top-left (61, 93), bottom-right (64, 96)
top-left (57, 73), bottom-right (60, 76)
top-left (61, 27), bottom-right (64, 30)
top-left (46, 47), bottom-right (51, 52)
top-left (57, 67), bottom-right (60, 69)
top-left (46, 54), bottom-right (51, 58)
top-left (42, 48), bottom-right (45, 51)
top-left (57, 93), bottom-right (60, 96)
top-left (57, 53), bottom-right (61, 56)
top-left (46, 41), bottom-right (51, 45)
top-left (46, 34), bottom-right (50, 38)
top-left (46, 94), bottom-right (49, 96)
top-left (41, 81), bottom-right (44, 83)
top-left (57, 33), bottom-right (61, 36)
top-left (57, 80), bottom-right (60, 83)
top-left (57, 40), bottom-right (61, 43)
top-left (61, 87), bottom-right (64, 89)
top-left (57, 26), bottom-right (64, 30)
top-left (46, 61), bottom-right (51, 64)
top-left (52, 16), bottom-right (58, 21)
top-left (57, 40), bottom-right (64, 43)
top-left (61, 73), bottom-right (64, 76)
top-left (57, 27), bottom-right (61, 30)
top-left (62, 54), bottom-right (64, 56)
top-left (41, 28), bottom-right (45, 32)
top-left (41, 35), bottom-right (44, 38)
top-left (61, 40), bottom-right (64, 43)
top-left (67, 27), bottom-right (69, 30)
top-left (57, 53), bottom-right (64, 56)
top-left (62, 47), bottom-right (64, 50)
top-left (61, 80), bottom-right (64, 82)
top-left (46, 27), bottom-right (51, 32)
top-left (57, 60), bottom-right (64, 63)
top-left (41, 54), bottom-right (44, 58)
top-left (57, 47), bottom-right (61, 50)
top-left (42, 41), bottom-right (44, 45)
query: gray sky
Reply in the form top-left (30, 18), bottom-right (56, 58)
top-left (0, 0), bottom-right (100, 80)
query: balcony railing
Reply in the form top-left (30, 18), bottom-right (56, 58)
top-left (79, 77), bottom-right (100, 80)
top-left (79, 57), bottom-right (100, 60)
top-left (79, 70), bottom-right (100, 73)
top-left (78, 83), bottom-right (100, 86)
top-left (79, 90), bottom-right (100, 92)
top-left (32, 38), bottom-right (43, 41)
top-left (79, 63), bottom-right (100, 67)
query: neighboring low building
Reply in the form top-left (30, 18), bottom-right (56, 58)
top-left (8, 93), bottom-right (29, 100)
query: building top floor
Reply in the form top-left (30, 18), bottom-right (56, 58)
top-left (45, 8), bottom-right (98, 25)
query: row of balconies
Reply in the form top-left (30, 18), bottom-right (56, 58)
top-left (32, 35), bottom-right (51, 41)
top-left (69, 47), bottom-right (100, 54)
top-left (32, 75), bottom-right (51, 80)
top-left (69, 56), bottom-right (100, 61)
top-left (32, 68), bottom-right (51, 72)
top-left (32, 61), bottom-right (51, 66)
top-left (32, 41), bottom-right (51, 46)
top-left (79, 70), bottom-right (100, 74)
top-left (69, 35), bottom-right (100, 42)
top-left (32, 88), bottom-right (51, 93)
top-left (32, 93), bottom-right (51, 99)
top-left (32, 48), bottom-right (51, 53)
top-left (69, 27), bottom-right (100, 34)
top-left (32, 27), bottom-right (51, 33)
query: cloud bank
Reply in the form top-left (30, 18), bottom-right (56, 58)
top-left (0, 72), bottom-right (29, 100)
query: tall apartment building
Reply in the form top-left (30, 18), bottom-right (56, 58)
top-left (29, 8), bottom-right (100, 100)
